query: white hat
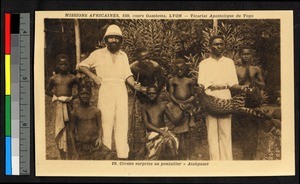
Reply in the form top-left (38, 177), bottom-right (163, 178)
top-left (104, 24), bottom-right (123, 38)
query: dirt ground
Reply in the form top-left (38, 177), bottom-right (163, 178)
top-left (45, 88), bottom-right (281, 160)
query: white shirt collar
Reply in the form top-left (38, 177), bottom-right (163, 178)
top-left (209, 55), bottom-right (224, 61)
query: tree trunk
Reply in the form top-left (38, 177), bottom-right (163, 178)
top-left (74, 19), bottom-right (81, 64)
top-left (213, 19), bottom-right (218, 35)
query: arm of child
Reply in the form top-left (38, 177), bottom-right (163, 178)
top-left (182, 79), bottom-right (196, 104)
top-left (141, 108), bottom-right (170, 137)
top-left (95, 109), bottom-right (103, 148)
top-left (69, 111), bottom-right (79, 159)
top-left (164, 103), bottom-right (178, 128)
top-left (45, 77), bottom-right (55, 97)
top-left (253, 67), bottom-right (265, 89)
top-left (72, 76), bottom-right (80, 99)
top-left (168, 79), bottom-right (181, 106)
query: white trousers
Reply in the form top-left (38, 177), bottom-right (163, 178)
top-left (205, 88), bottom-right (233, 160)
top-left (98, 80), bottom-right (129, 158)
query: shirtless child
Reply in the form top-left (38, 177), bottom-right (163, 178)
top-left (236, 47), bottom-right (266, 160)
top-left (167, 58), bottom-right (196, 159)
top-left (69, 85), bottom-right (117, 160)
top-left (142, 85), bottom-right (179, 160)
top-left (45, 54), bottom-right (78, 159)
top-left (236, 48), bottom-right (265, 107)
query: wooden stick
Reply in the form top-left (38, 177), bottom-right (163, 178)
top-left (131, 72), bottom-right (140, 154)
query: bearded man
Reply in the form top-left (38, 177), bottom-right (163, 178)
top-left (78, 24), bottom-right (143, 159)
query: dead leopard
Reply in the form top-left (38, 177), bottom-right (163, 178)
top-left (194, 84), bottom-right (271, 120)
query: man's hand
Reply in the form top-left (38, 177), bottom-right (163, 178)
top-left (240, 85), bottom-right (251, 92)
top-left (92, 76), bottom-right (102, 86)
top-left (209, 84), bottom-right (228, 91)
top-left (134, 82), bottom-right (142, 91)
top-left (95, 137), bottom-right (102, 148)
top-left (140, 86), bottom-right (147, 94)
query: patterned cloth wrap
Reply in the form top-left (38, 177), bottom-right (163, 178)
top-left (145, 127), bottom-right (179, 160)
top-left (75, 140), bottom-right (117, 160)
top-left (52, 95), bottom-right (73, 152)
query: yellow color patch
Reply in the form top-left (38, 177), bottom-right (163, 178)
top-left (5, 55), bottom-right (11, 95)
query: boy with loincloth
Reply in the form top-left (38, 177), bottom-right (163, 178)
top-left (45, 54), bottom-right (79, 159)
top-left (167, 58), bottom-right (196, 159)
top-left (69, 85), bottom-right (117, 160)
top-left (142, 85), bottom-right (179, 160)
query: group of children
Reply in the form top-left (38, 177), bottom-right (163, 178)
top-left (47, 49), bottom-right (274, 161)
top-left (141, 58), bottom-right (198, 160)
top-left (46, 54), bottom-right (116, 160)
top-left (46, 52), bottom-right (199, 160)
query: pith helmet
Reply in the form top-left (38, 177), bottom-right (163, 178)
top-left (104, 24), bottom-right (123, 38)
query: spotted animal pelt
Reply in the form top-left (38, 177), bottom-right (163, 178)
top-left (194, 84), bottom-right (271, 120)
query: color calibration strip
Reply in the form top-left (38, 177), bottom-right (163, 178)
top-left (5, 12), bottom-right (12, 175)
top-left (5, 13), bottom-right (31, 175)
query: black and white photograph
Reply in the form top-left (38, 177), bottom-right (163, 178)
top-left (34, 11), bottom-right (294, 176)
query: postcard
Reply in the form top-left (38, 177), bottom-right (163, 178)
top-left (34, 10), bottom-right (294, 176)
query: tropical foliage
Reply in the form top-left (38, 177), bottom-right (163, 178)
top-left (44, 19), bottom-right (280, 103)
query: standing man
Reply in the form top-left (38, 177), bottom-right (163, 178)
top-left (198, 35), bottom-right (243, 160)
top-left (236, 47), bottom-right (265, 160)
top-left (78, 24), bottom-right (142, 160)
top-left (130, 47), bottom-right (166, 103)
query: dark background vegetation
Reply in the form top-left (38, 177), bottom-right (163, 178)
top-left (44, 18), bottom-right (281, 161)
top-left (44, 19), bottom-right (280, 102)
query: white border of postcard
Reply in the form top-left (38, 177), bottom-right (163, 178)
top-left (34, 10), bottom-right (294, 176)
